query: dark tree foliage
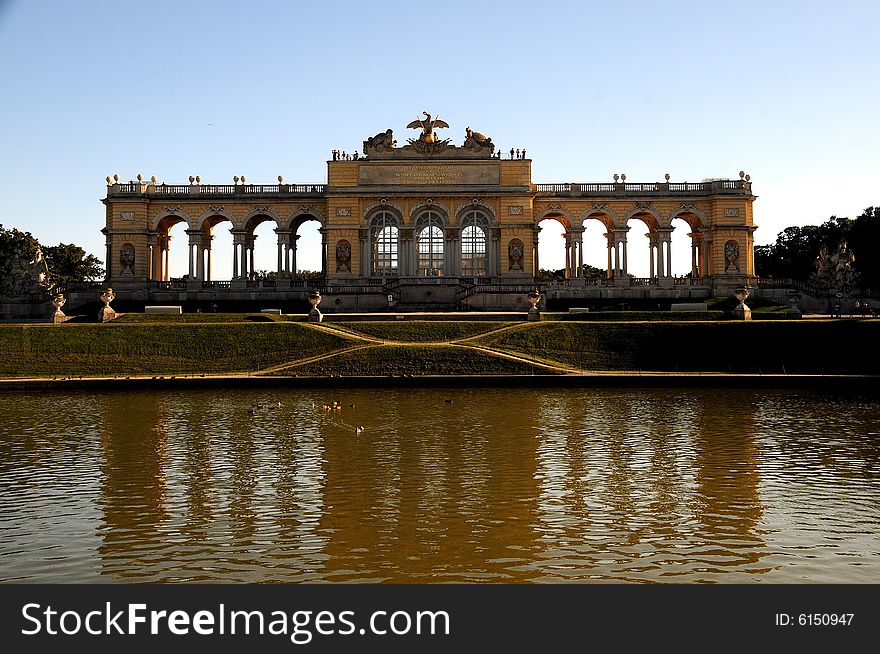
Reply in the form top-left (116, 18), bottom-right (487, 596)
top-left (1, 226), bottom-right (105, 291)
top-left (43, 243), bottom-right (105, 288)
top-left (538, 264), bottom-right (606, 282)
top-left (0, 225), bottom-right (43, 291)
top-left (0, 224), bottom-right (41, 265)
top-left (755, 207), bottom-right (879, 290)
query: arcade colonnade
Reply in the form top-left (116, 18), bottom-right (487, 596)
top-left (142, 206), bottom-right (710, 284)
top-left (533, 206), bottom-right (709, 285)
top-left (102, 155), bottom-right (756, 297)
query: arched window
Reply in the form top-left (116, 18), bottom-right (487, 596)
top-left (371, 211), bottom-right (398, 275)
top-left (461, 211), bottom-right (489, 276)
top-left (416, 211), bottom-right (444, 276)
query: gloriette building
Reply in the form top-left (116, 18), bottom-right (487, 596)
top-left (99, 113), bottom-right (757, 311)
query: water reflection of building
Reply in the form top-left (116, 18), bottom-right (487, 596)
top-left (532, 389), bottom-right (766, 581)
top-left (97, 392), bottom-right (328, 581)
top-left (318, 388), bottom-right (542, 582)
top-left (691, 393), bottom-right (766, 573)
top-left (98, 392), bottom-right (169, 579)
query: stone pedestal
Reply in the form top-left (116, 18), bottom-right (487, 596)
top-left (527, 289), bottom-right (541, 321)
top-left (733, 286), bottom-right (752, 321)
top-left (308, 290), bottom-right (323, 323)
top-left (732, 304), bottom-right (752, 321)
top-left (99, 288), bottom-right (117, 323)
top-left (51, 293), bottom-right (66, 324)
top-left (786, 289), bottom-right (802, 319)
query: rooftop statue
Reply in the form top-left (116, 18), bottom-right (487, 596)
top-left (363, 128), bottom-right (396, 154)
top-left (463, 127), bottom-right (495, 154)
top-left (362, 113), bottom-right (498, 159)
top-left (407, 111), bottom-right (450, 144)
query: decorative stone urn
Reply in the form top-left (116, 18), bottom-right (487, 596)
top-left (733, 286), bottom-right (752, 321)
top-left (99, 287), bottom-right (117, 322)
top-left (786, 289), bottom-right (802, 319)
top-left (527, 288), bottom-right (542, 322)
top-left (308, 289), bottom-right (323, 323)
top-left (51, 293), bottom-right (66, 324)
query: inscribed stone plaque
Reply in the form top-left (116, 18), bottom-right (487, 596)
top-left (359, 164), bottom-right (500, 186)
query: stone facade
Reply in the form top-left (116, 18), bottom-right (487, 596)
top-left (99, 117), bottom-right (757, 310)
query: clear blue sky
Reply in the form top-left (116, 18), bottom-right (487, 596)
top-left (1, 0), bottom-right (878, 278)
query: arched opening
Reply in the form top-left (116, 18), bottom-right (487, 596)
top-left (370, 211), bottom-right (399, 277)
top-left (536, 216), bottom-right (568, 281)
top-left (670, 213), bottom-right (705, 279)
top-left (461, 210), bottom-right (490, 277)
top-left (579, 214), bottom-right (614, 283)
top-left (626, 212), bottom-right (660, 282)
top-left (158, 217), bottom-right (188, 281)
top-left (245, 214), bottom-right (279, 282)
top-left (288, 215), bottom-right (324, 279)
top-left (201, 215), bottom-right (233, 281)
top-left (415, 211), bottom-right (444, 276)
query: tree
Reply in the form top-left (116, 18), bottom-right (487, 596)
top-left (755, 207), bottom-right (878, 291)
top-left (0, 225), bottom-right (43, 295)
top-left (43, 243), bottom-right (104, 288)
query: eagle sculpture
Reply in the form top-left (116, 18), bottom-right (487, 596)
top-left (407, 111), bottom-right (450, 144)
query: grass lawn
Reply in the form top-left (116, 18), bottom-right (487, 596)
top-left (324, 321), bottom-right (513, 342)
top-left (278, 344), bottom-right (554, 376)
top-left (475, 320), bottom-right (880, 374)
top-left (0, 323), bottom-right (353, 377)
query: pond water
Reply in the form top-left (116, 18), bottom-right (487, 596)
top-left (1, 387), bottom-right (878, 583)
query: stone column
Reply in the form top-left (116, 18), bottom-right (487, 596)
top-left (246, 236), bottom-right (256, 279)
top-left (612, 228), bottom-right (629, 286)
top-left (648, 233), bottom-right (657, 280)
top-left (161, 237), bottom-right (170, 281)
top-left (149, 234), bottom-right (161, 281)
top-left (399, 227), bottom-right (413, 277)
top-left (689, 231), bottom-right (703, 278)
top-left (359, 229), bottom-right (369, 277)
top-left (533, 226), bottom-right (541, 277)
top-left (231, 230), bottom-right (246, 280)
top-left (605, 232), bottom-right (613, 280)
top-left (575, 229), bottom-right (584, 278)
top-left (276, 238), bottom-right (284, 275)
top-left (186, 230), bottom-right (202, 280)
top-left (319, 228), bottom-right (328, 276)
top-left (490, 227), bottom-right (501, 277)
top-left (205, 236), bottom-right (214, 281)
top-left (657, 228), bottom-right (673, 287)
top-left (445, 228), bottom-right (460, 277)
top-left (564, 236), bottom-right (571, 279)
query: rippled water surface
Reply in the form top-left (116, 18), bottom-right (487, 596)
top-left (1, 387), bottom-right (878, 583)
